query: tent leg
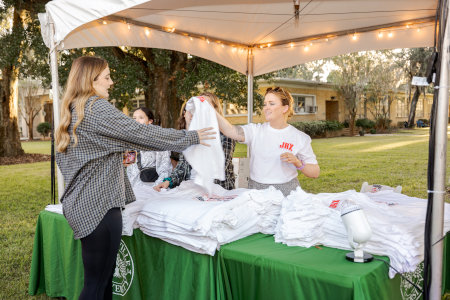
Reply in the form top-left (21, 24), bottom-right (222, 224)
top-left (247, 49), bottom-right (254, 124)
top-left (246, 49), bottom-right (254, 158)
top-left (49, 22), bottom-right (64, 202)
top-left (430, 2), bottom-right (450, 298)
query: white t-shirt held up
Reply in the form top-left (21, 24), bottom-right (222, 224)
top-left (241, 123), bottom-right (318, 185)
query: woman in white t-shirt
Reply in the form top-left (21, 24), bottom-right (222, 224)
top-left (216, 87), bottom-right (320, 196)
top-left (126, 107), bottom-right (172, 188)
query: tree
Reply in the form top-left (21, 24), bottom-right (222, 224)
top-left (0, 0), bottom-right (47, 156)
top-left (365, 51), bottom-right (403, 131)
top-left (56, 47), bottom-right (265, 128)
top-left (328, 53), bottom-right (372, 136)
top-left (274, 60), bottom-right (327, 81)
top-left (394, 48), bottom-right (433, 127)
top-left (18, 78), bottom-right (42, 140)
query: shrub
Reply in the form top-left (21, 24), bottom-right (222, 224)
top-left (397, 121), bottom-right (408, 128)
top-left (375, 117), bottom-right (392, 131)
top-left (355, 118), bottom-right (375, 130)
top-left (37, 122), bottom-right (51, 137)
top-left (290, 120), bottom-right (344, 138)
top-left (370, 128), bottom-right (376, 134)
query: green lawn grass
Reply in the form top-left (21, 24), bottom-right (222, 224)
top-left (21, 140), bottom-right (52, 155)
top-left (2, 130), bottom-right (449, 299)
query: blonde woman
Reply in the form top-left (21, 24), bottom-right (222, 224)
top-left (55, 56), bottom-right (214, 299)
top-left (154, 92), bottom-right (236, 191)
top-left (215, 87), bottom-right (320, 196)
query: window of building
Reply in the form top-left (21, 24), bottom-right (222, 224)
top-left (291, 94), bottom-right (317, 114)
top-left (223, 102), bottom-right (248, 116)
top-left (396, 98), bottom-right (408, 117)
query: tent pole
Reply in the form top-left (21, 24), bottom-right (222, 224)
top-left (430, 1), bottom-right (449, 298)
top-left (247, 49), bottom-right (254, 124)
top-left (49, 21), bottom-right (64, 202)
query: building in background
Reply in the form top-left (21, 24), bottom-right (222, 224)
top-left (17, 79), bottom-right (52, 140)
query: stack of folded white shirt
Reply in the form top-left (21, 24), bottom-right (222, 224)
top-left (124, 181), bottom-right (284, 255)
top-left (275, 188), bottom-right (450, 278)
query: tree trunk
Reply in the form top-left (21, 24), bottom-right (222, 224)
top-left (27, 114), bottom-right (34, 141)
top-left (0, 67), bottom-right (24, 157)
top-left (348, 105), bottom-right (357, 136)
top-left (151, 68), bottom-right (182, 128)
top-left (407, 86), bottom-right (420, 127)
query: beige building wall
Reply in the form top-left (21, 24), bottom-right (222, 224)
top-left (225, 78), bottom-right (344, 125)
top-left (225, 78), bottom-right (441, 127)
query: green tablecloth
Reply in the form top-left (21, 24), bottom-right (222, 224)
top-left (29, 210), bottom-right (449, 300)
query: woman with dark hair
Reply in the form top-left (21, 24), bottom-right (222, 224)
top-left (215, 87), bottom-right (320, 196)
top-left (154, 92), bottom-right (236, 191)
top-left (55, 56), bottom-right (215, 299)
top-left (126, 107), bottom-right (173, 188)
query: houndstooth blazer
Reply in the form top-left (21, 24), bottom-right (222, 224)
top-left (56, 96), bottom-right (199, 239)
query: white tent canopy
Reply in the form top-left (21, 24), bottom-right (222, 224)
top-left (40, 0), bottom-right (437, 76)
top-left (39, 1), bottom-right (448, 299)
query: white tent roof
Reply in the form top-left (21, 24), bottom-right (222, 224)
top-left (39, 0), bottom-right (438, 76)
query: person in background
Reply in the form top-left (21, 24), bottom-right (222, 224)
top-left (126, 107), bottom-right (172, 188)
top-left (214, 86), bottom-right (320, 196)
top-left (55, 56), bottom-right (215, 300)
top-left (154, 92), bottom-right (236, 191)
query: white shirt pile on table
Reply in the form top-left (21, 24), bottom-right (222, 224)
top-left (45, 203), bottom-right (63, 214)
top-left (274, 187), bottom-right (450, 278)
top-left (183, 96), bottom-right (225, 194)
top-left (122, 181), bottom-right (284, 255)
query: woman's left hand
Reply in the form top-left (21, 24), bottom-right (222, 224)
top-left (280, 152), bottom-right (302, 168)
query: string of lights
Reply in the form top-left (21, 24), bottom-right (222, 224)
top-left (99, 16), bottom-right (434, 55)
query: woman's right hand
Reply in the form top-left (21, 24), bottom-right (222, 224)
top-left (196, 127), bottom-right (216, 146)
top-left (153, 181), bottom-right (170, 192)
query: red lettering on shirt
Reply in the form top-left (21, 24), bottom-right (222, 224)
top-left (279, 142), bottom-right (294, 152)
top-left (329, 200), bottom-right (340, 208)
top-left (198, 96), bottom-right (206, 102)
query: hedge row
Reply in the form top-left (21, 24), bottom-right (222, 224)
top-left (290, 120), bottom-right (344, 138)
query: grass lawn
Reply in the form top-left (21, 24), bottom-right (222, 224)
top-left (20, 140), bottom-right (52, 155)
top-left (1, 129), bottom-right (448, 299)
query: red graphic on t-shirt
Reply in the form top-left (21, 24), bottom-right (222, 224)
top-left (198, 96), bottom-right (206, 102)
top-left (329, 200), bottom-right (340, 208)
top-left (279, 142), bottom-right (294, 151)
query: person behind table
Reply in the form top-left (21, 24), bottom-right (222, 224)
top-left (55, 56), bottom-right (215, 300)
top-left (126, 107), bottom-right (172, 188)
top-left (215, 86), bottom-right (320, 196)
top-left (154, 92), bottom-right (236, 191)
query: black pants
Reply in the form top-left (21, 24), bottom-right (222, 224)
top-left (79, 207), bottom-right (122, 300)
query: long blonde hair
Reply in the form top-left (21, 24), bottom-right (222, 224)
top-left (56, 56), bottom-right (108, 152)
